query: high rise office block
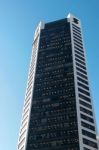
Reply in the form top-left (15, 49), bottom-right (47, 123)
top-left (18, 14), bottom-right (99, 150)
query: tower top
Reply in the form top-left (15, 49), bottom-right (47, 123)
top-left (67, 13), bottom-right (77, 19)
top-left (67, 13), bottom-right (79, 20)
top-left (67, 13), bottom-right (81, 27)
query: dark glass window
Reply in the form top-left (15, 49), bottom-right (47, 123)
top-left (79, 100), bottom-right (92, 109)
top-left (75, 50), bottom-right (84, 58)
top-left (81, 114), bottom-right (94, 123)
top-left (73, 29), bottom-right (81, 36)
top-left (73, 18), bottom-right (79, 24)
top-left (83, 138), bottom-right (98, 149)
top-left (78, 82), bottom-right (89, 90)
top-left (80, 107), bottom-right (93, 116)
top-left (72, 23), bottom-right (80, 30)
top-left (76, 62), bottom-right (86, 70)
top-left (76, 67), bottom-right (87, 75)
top-left (74, 43), bottom-right (83, 50)
top-left (78, 88), bottom-right (90, 96)
top-left (73, 36), bottom-right (82, 43)
top-left (75, 58), bottom-right (85, 65)
top-left (73, 32), bottom-right (82, 40)
top-left (81, 121), bottom-right (95, 131)
top-left (83, 147), bottom-right (90, 150)
top-left (77, 77), bottom-right (88, 85)
top-left (73, 26), bottom-right (81, 33)
top-left (79, 93), bottom-right (91, 102)
top-left (74, 39), bottom-right (83, 46)
top-left (82, 129), bottom-right (96, 139)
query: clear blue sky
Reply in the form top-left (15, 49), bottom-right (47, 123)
top-left (0, 0), bottom-right (99, 150)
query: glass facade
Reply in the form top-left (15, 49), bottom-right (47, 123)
top-left (18, 14), bottom-right (99, 150)
top-left (26, 19), bottom-right (79, 150)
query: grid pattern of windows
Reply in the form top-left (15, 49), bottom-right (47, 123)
top-left (72, 21), bottom-right (98, 150)
top-left (18, 15), bottom-right (99, 150)
top-left (26, 19), bottom-right (79, 150)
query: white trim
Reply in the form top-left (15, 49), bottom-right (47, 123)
top-left (68, 13), bottom-right (99, 150)
top-left (17, 22), bottom-right (45, 150)
top-left (68, 14), bottom-right (83, 150)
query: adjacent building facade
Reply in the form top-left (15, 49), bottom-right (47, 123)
top-left (18, 14), bottom-right (99, 150)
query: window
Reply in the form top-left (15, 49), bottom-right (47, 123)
top-left (75, 47), bottom-right (84, 54)
top-left (76, 62), bottom-right (86, 70)
top-left (81, 121), bottom-right (95, 131)
top-left (73, 27), bottom-right (81, 33)
top-left (82, 129), bottom-right (96, 139)
top-left (75, 58), bottom-right (85, 65)
top-left (75, 51), bottom-right (84, 58)
top-left (83, 147), bottom-right (90, 150)
top-left (80, 107), bottom-right (93, 116)
top-left (78, 88), bottom-right (90, 96)
top-left (76, 67), bottom-right (87, 75)
top-left (74, 39), bottom-right (83, 46)
top-left (41, 118), bottom-right (47, 124)
top-left (79, 100), bottom-right (92, 109)
top-left (81, 114), bottom-right (94, 123)
top-left (79, 94), bottom-right (91, 102)
top-left (74, 43), bottom-right (83, 50)
top-left (83, 138), bottom-right (98, 149)
top-left (73, 29), bottom-right (81, 36)
top-left (73, 32), bottom-right (82, 40)
top-left (78, 82), bottom-right (89, 91)
top-left (77, 77), bottom-right (88, 85)
top-left (72, 23), bottom-right (80, 29)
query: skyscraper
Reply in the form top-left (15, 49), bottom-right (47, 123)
top-left (18, 14), bottom-right (99, 150)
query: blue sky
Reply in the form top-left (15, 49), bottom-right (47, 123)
top-left (0, 0), bottom-right (99, 150)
